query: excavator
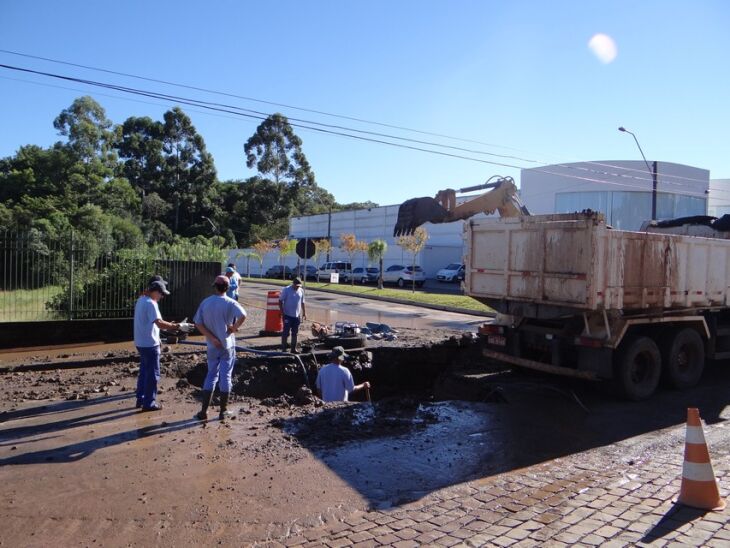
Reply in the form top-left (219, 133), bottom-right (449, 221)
top-left (393, 176), bottom-right (530, 237)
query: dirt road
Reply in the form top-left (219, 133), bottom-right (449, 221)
top-left (1, 303), bottom-right (729, 546)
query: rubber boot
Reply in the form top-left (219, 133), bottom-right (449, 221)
top-left (195, 390), bottom-right (213, 420)
top-left (219, 392), bottom-right (233, 420)
top-left (290, 332), bottom-right (299, 354)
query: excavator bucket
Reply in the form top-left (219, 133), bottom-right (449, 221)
top-left (393, 197), bottom-right (450, 237)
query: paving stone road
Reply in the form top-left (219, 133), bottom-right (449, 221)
top-left (274, 417), bottom-right (730, 547)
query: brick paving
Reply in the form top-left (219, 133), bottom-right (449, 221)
top-left (272, 423), bottom-right (730, 547)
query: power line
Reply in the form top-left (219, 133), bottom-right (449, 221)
top-left (0, 62), bottom-right (711, 196)
top-left (0, 48), bottom-right (713, 188)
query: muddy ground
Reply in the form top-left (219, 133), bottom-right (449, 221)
top-left (2, 326), bottom-right (730, 546)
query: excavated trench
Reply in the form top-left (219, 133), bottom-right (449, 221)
top-left (183, 335), bottom-right (511, 404)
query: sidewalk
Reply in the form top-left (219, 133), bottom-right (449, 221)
top-left (277, 420), bottom-right (730, 547)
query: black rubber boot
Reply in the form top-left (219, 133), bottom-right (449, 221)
top-left (290, 332), bottom-right (298, 354)
top-left (219, 392), bottom-right (233, 420)
top-left (195, 390), bottom-right (213, 420)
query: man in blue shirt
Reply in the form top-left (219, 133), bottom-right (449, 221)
top-left (225, 266), bottom-right (239, 301)
top-left (133, 279), bottom-right (178, 411)
top-left (193, 275), bottom-right (247, 421)
top-left (315, 346), bottom-right (371, 402)
top-left (279, 277), bottom-right (306, 353)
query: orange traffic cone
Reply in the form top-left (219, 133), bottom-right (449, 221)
top-left (675, 407), bottom-right (725, 511)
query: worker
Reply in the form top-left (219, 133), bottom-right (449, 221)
top-left (315, 346), bottom-right (371, 402)
top-left (224, 266), bottom-right (239, 301)
top-left (279, 277), bottom-right (306, 353)
top-left (193, 275), bottom-right (247, 421)
top-left (227, 263), bottom-right (242, 286)
top-left (133, 279), bottom-right (179, 411)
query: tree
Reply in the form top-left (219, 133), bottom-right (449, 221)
top-left (277, 238), bottom-right (297, 279)
top-left (397, 227), bottom-right (428, 292)
top-left (314, 238), bottom-right (331, 266)
top-left (368, 239), bottom-right (388, 289)
top-left (339, 233), bottom-right (367, 286)
top-left (53, 96), bottom-right (116, 166)
top-left (237, 251), bottom-right (259, 278)
top-left (117, 115), bottom-right (165, 197)
top-left (160, 107), bottom-right (217, 233)
top-left (251, 240), bottom-right (274, 277)
top-left (244, 113), bottom-right (315, 192)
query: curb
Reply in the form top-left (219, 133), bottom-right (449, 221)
top-left (241, 279), bottom-right (495, 319)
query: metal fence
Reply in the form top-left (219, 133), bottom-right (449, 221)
top-left (0, 231), bottom-right (221, 322)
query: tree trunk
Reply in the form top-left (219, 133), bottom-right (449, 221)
top-left (378, 257), bottom-right (384, 289)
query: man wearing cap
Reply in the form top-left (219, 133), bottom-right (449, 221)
top-left (224, 266), bottom-right (239, 301)
top-left (279, 277), bottom-right (306, 353)
top-left (133, 278), bottom-right (178, 411)
top-left (315, 346), bottom-right (371, 402)
top-left (193, 275), bottom-right (247, 420)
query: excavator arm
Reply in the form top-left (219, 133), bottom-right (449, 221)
top-left (393, 176), bottom-right (530, 236)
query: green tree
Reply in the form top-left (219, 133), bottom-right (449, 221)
top-left (161, 107), bottom-right (217, 233)
top-left (368, 239), bottom-right (388, 289)
top-left (277, 238), bottom-right (297, 279)
top-left (244, 113), bottom-right (315, 191)
top-left (117, 115), bottom-right (165, 197)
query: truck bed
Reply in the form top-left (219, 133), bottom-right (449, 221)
top-left (465, 212), bottom-right (730, 314)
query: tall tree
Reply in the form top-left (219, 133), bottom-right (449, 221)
top-left (160, 107), bottom-right (217, 232)
top-left (117, 116), bottom-right (165, 197)
top-left (244, 113), bottom-right (315, 191)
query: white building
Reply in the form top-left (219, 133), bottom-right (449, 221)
top-left (520, 161), bottom-right (709, 231)
top-left (709, 178), bottom-right (730, 217)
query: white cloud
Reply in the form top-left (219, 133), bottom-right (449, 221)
top-left (588, 33), bottom-right (618, 64)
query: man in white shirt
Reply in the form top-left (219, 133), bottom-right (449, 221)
top-left (193, 275), bottom-right (247, 420)
top-left (133, 279), bottom-right (179, 411)
top-left (279, 277), bottom-right (306, 353)
top-left (315, 346), bottom-right (371, 402)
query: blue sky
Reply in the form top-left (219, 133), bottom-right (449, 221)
top-left (1, 1), bottom-right (728, 206)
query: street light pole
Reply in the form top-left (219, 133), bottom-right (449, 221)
top-left (618, 126), bottom-right (659, 221)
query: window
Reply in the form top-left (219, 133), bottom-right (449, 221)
top-left (556, 191), bottom-right (706, 231)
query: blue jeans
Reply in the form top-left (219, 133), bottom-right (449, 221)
top-left (136, 345), bottom-right (160, 408)
top-left (282, 314), bottom-right (301, 349)
top-left (202, 345), bottom-right (237, 393)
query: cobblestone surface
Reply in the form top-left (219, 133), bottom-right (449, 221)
top-left (272, 420), bottom-right (730, 547)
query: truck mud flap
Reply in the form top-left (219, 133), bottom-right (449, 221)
top-left (483, 348), bottom-right (599, 380)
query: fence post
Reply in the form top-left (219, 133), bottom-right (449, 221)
top-left (68, 230), bottom-right (74, 320)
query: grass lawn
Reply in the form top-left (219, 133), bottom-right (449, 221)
top-left (245, 277), bottom-right (493, 314)
top-left (0, 286), bottom-right (64, 322)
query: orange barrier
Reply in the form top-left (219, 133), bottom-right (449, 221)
top-left (676, 407), bottom-right (726, 511)
top-left (260, 290), bottom-right (283, 336)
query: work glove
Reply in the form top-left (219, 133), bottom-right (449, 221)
top-left (178, 322), bottom-right (195, 333)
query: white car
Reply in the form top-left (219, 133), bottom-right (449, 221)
top-left (382, 265), bottom-right (426, 288)
top-left (436, 263), bottom-right (465, 282)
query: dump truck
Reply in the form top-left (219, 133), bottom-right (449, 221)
top-left (395, 178), bottom-right (730, 400)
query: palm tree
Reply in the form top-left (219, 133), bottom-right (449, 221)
top-left (368, 240), bottom-right (388, 289)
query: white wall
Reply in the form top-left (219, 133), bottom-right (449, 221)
top-left (709, 179), bottom-right (730, 217)
top-left (521, 161), bottom-right (709, 214)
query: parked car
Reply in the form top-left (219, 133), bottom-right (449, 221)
top-left (265, 265), bottom-right (294, 278)
top-left (342, 267), bottom-right (380, 284)
top-left (382, 264), bottom-right (426, 287)
top-left (436, 263), bottom-right (465, 282)
top-left (293, 264), bottom-right (318, 280)
top-left (317, 261), bottom-right (352, 282)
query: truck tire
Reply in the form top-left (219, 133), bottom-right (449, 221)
top-left (321, 334), bottom-right (367, 350)
top-left (662, 328), bottom-right (705, 389)
top-left (614, 336), bottom-right (661, 401)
